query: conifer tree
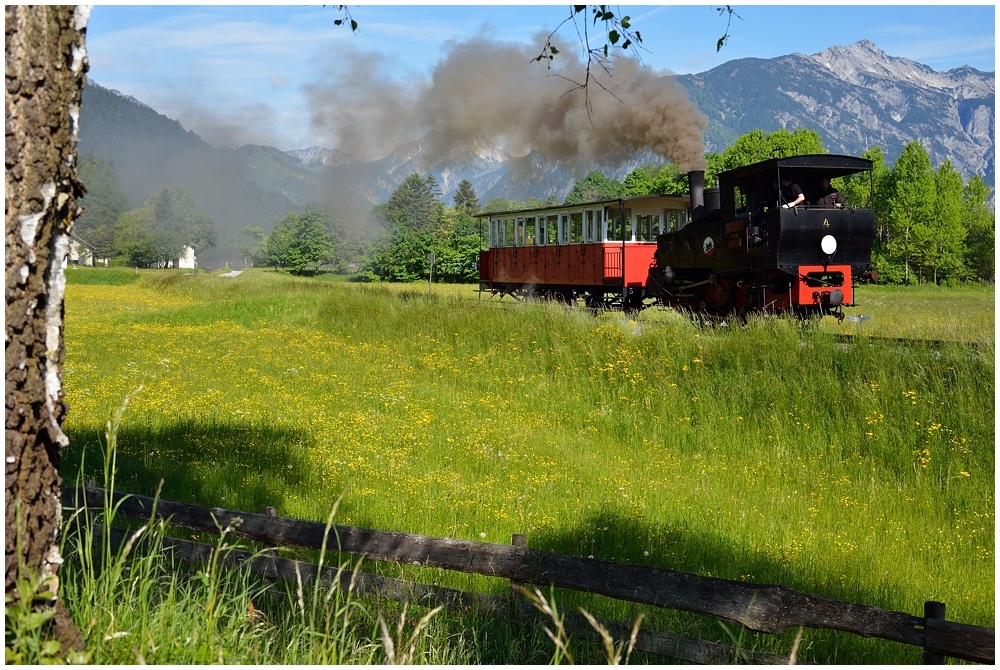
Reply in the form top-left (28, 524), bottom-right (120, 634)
top-left (453, 179), bottom-right (480, 215)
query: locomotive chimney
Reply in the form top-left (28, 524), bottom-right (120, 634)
top-left (689, 170), bottom-right (705, 219)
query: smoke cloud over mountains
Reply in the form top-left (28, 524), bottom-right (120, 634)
top-left (306, 35), bottom-right (707, 171)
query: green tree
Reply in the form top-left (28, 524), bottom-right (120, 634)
top-left (293, 205), bottom-right (337, 270)
top-left (76, 152), bottom-right (130, 259)
top-left (704, 152), bottom-right (725, 188)
top-left (929, 161), bottom-right (967, 283)
top-left (228, 226), bottom-right (268, 267)
top-left (651, 164), bottom-right (691, 195)
top-left (265, 215), bottom-right (296, 269)
top-left (113, 187), bottom-right (218, 266)
top-left (839, 147), bottom-right (894, 279)
top-left (623, 164), bottom-right (690, 196)
top-left (385, 173), bottom-right (444, 233)
top-left (962, 175), bottom-right (995, 283)
top-left (480, 197), bottom-right (518, 214)
top-left (764, 128), bottom-right (826, 159)
top-left (720, 128), bottom-right (826, 171)
top-left (147, 187), bottom-right (217, 252)
top-left (622, 166), bottom-right (655, 196)
top-left (453, 179), bottom-right (480, 215)
top-left (522, 195), bottom-right (561, 209)
top-left (431, 211), bottom-right (483, 283)
top-left (564, 171), bottom-right (622, 204)
top-left (720, 128), bottom-right (768, 170)
top-left (265, 204), bottom-right (339, 271)
top-left (884, 142), bottom-right (937, 284)
top-left (367, 174), bottom-right (447, 281)
top-left (111, 207), bottom-right (167, 267)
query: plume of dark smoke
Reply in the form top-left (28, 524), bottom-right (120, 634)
top-left (306, 35), bottom-right (707, 170)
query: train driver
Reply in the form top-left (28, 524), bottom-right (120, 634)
top-left (779, 176), bottom-right (805, 209)
top-left (814, 176), bottom-right (845, 208)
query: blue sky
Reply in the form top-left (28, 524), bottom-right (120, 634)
top-left (86, 4), bottom-right (996, 151)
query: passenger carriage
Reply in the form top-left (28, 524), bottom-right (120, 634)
top-left (477, 194), bottom-right (691, 310)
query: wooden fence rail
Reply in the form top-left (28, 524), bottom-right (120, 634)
top-left (61, 484), bottom-right (994, 665)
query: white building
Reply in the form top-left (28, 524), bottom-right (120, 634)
top-left (178, 245), bottom-right (197, 269)
top-left (65, 234), bottom-right (94, 268)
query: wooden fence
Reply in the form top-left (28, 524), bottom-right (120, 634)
top-left (62, 483), bottom-right (994, 665)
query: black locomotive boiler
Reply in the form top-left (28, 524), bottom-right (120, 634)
top-left (646, 154), bottom-right (877, 320)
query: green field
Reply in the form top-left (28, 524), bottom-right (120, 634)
top-left (58, 267), bottom-right (994, 663)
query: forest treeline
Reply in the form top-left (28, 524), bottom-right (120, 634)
top-left (75, 128), bottom-right (994, 284)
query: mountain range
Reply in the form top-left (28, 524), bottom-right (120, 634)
top-left (78, 40), bottom-right (994, 265)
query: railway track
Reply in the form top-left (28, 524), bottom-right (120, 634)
top-left (831, 333), bottom-right (987, 351)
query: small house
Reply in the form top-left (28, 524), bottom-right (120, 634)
top-left (178, 245), bottom-right (197, 269)
top-left (65, 233), bottom-right (94, 268)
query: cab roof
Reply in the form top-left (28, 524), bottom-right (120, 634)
top-left (722, 154), bottom-right (873, 183)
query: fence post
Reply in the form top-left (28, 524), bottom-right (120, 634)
top-left (923, 600), bottom-right (946, 664)
top-left (509, 534), bottom-right (528, 623)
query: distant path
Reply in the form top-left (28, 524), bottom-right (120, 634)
top-left (217, 270), bottom-right (243, 278)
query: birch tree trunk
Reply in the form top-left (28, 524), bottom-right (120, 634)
top-left (5, 4), bottom-right (89, 652)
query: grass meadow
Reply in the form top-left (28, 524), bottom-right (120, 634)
top-left (57, 267), bottom-right (994, 664)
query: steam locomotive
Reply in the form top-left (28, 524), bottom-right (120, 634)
top-left (477, 154), bottom-right (876, 319)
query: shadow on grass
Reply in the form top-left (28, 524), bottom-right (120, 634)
top-left (61, 419), bottom-right (314, 516)
top-left (521, 507), bottom-right (920, 664)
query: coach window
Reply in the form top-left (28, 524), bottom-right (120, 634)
top-left (665, 208), bottom-right (688, 232)
top-left (635, 214), bottom-right (659, 241)
top-left (544, 215), bottom-right (557, 245)
top-left (568, 212), bottom-right (583, 243)
top-left (608, 208), bottom-right (633, 241)
top-left (608, 209), bottom-right (620, 241)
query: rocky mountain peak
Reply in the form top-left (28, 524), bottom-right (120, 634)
top-left (810, 40), bottom-right (994, 98)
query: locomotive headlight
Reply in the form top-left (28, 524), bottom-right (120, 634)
top-left (820, 235), bottom-right (838, 256)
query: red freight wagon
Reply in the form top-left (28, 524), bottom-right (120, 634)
top-left (478, 194), bottom-right (691, 310)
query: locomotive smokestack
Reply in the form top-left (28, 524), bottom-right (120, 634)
top-left (689, 170), bottom-right (705, 219)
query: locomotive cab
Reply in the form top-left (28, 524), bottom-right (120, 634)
top-left (648, 154), bottom-right (876, 319)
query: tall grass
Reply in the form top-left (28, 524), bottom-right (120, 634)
top-left (57, 267), bottom-right (994, 663)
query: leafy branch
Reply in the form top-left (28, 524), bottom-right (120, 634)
top-left (331, 5), bottom-right (358, 33)
top-left (715, 5), bottom-right (742, 52)
top-left (533, 6), bottom-right (646, 74)
top-left (531, 6), bottom-right (645, 123)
